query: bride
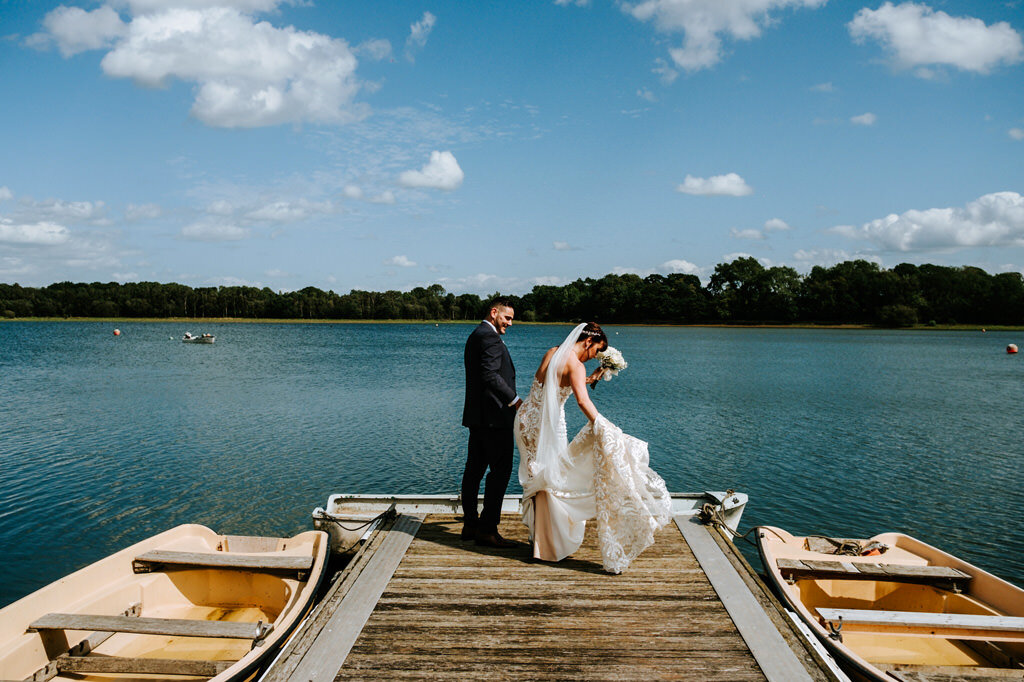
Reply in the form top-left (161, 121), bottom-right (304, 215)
top-left (514, 322), bottom-right (672, 574)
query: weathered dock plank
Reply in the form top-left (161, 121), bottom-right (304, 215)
top-left (676, 514), bottom-right (816, 682)
top-left (334, 515), bottom-right (770, 680)
top-left (262, 512), bottom-right (831, 681)
top-left (287, 513), bottom-right (423, 682)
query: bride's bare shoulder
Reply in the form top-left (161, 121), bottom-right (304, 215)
top-left (534, 346), bottom-right (560, 380)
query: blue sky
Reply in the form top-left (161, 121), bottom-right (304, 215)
top-left (1, 0), bottom-right (1022, 294)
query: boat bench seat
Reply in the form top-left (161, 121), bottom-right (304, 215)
top-left (55, 655), bottom-right (233, 676)
top-left (816, 607), bottom-right (1024, 643)
top-left (132, 549), bottom-right (312, 577)
top-left (28, 613), bottom-right (272, 642)
top-left (778, 558), bottom-right (972, 589)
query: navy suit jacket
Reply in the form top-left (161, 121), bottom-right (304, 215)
top-left (462, 322), bottom-right (517, 429)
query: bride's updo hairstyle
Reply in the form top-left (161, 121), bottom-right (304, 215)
top-left (579, 322), bottom-right (608, 351)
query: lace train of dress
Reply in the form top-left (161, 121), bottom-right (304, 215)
top-left (515, 378), bottom-right (672, 574)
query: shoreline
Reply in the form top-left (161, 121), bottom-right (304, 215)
top-left (2, 317), bottom-right (1020, 331)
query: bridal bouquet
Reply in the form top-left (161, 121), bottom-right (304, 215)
top-left (596, 346), bottom-right (627, 381)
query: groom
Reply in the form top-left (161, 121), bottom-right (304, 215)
top-left (461, 297), bottom-right (522, 548)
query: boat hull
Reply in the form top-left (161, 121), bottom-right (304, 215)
top-left (313, 491), bottom-right (747, 554)
top-left (756, 526), bottom-right (1024, 681)
top-left (0, 525), bottom-right (329, 682)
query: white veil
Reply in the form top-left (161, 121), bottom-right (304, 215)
top-left (533, 322), bottom-right (586, 488)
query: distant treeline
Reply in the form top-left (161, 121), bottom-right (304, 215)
top-left (3, 258), bottom-right (1024, 326)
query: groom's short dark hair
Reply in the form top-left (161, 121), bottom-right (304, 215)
top-left (488, 296), bottom-right (514, 311)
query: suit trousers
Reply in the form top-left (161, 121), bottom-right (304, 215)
top-left (462, 426), bottom-right (513, 534)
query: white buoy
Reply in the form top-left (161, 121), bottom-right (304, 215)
top-left (1008, 344), bottom-right (1018, 355)
top-left (113, 329), bottom-right (121, 336)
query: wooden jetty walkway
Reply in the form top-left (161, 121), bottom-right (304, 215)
top-left (262, 513), bottom-right (837, 681)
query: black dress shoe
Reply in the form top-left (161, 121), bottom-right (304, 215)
top-left (460, 524), bottom-right (477, 540)
top-left (475, 531), bottom-right (518, 548)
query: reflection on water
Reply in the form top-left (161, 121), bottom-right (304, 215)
top-left (1, 321), bottom-right (1021, 606)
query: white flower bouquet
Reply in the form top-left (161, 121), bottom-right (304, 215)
top-left (596, 346), bottom-right (627, 381)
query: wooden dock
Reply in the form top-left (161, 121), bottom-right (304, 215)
top-left (262, 513), bottom-right (837, 681)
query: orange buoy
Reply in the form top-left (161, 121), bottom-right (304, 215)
top-left (1008, 344), bottom-right (1018, 354)
top-left (113, 329), bottom-right (121, 336)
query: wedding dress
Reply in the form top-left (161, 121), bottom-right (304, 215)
top-left (514, 324), bottom-right (673, 574)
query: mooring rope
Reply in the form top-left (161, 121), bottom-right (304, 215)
top-left (697, 494), bottom-right (763, 546)
top-left (319, 506), bottom-right (397, 553)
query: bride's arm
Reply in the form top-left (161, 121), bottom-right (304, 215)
top-left (569, 362), bottom-right (600, 422)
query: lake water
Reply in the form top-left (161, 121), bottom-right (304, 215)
top-left (1, 321), bottom-right (1022, 607)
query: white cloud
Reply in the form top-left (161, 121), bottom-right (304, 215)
top-left (851, 112), bottom-right (877, 126)
top-left (0, 187), bottom-right (12, 201)
top-left (0, 193), bottom-right (128, 280)
top-left (849, 2), bottom-right (1024, 76)
top-left (206, 200), bottom-right (236, 216)
top-left (722, 252), bottom-right (757, 263)
top-left (1010, 128), bottom-right (1024, 141)
top-left (553, 240), bottom-right (580, 251)
top-left (433, 272), bottom-right (573, 295)
top-left (202, 274), bottom-right (264, 287)
top-left (41, 3), bottom-right (367, 128)
top-left (0, 256), bottom-right (33, 278)
top-left (398, 150), bottom-right (464, 191)
top-left (621, 107), bottom-right (650, 119)
top-left (405, 11), bottom-right (436, 62)
top-left (731, 228), bottom-right (765, 240)
top-left (29, 199), bottom-right (107, 223)
top-left (384, 254), bottom-right (416, 267)
top-left (810, 82), bottom-right (835, 92)
top-left (246, 199), bottom-right (334, 223)
top-left (40, 5), bottom-right (127, 57)
top-left (369, 191), bottom-right (396, 204)
top-left (356, 38), bottom-right (393, 61)
top-left (677, 173), bottom-right (753, 197)
top-left (555, 0), bottom-right (591, 6)
top-left (793, 248), bottom-right (854, 265)
top-left (344, 185), bottom-right (396, 204)
top-left (612, 258), bottom-right (703, 278)
top-left (125, 203), bottom-right (162, 220)
top-left (831, 192), bottom-right (1024, 252)
top-left (728, 218), bottom-right (792, 241)
top-left (625, 0), bottom-right (826, 72)
top-left (637, 87), bottom-right (657, 102)
top-left (659, 258), bottom-right (701, 275)
top-left (530, 275), bottom-right (571, 286)
top-left (0, 219), bottom-right (71, 246)
top-left (652, 57), bottom-right (679, 84)
top-left (125, 0), bottom-right (282, 14)
top-left (180, 221), bottom-right (249, 241)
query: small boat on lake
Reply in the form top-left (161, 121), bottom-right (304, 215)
top-left (183, 332), bottom-right (215, 344)
top-left (757, 526), bottom-right (1024, 681)
top-left (0, 525), bottom-right (329, 682)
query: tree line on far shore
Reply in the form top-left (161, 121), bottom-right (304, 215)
top-left (2, 258), bottom-right (1023, 326)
